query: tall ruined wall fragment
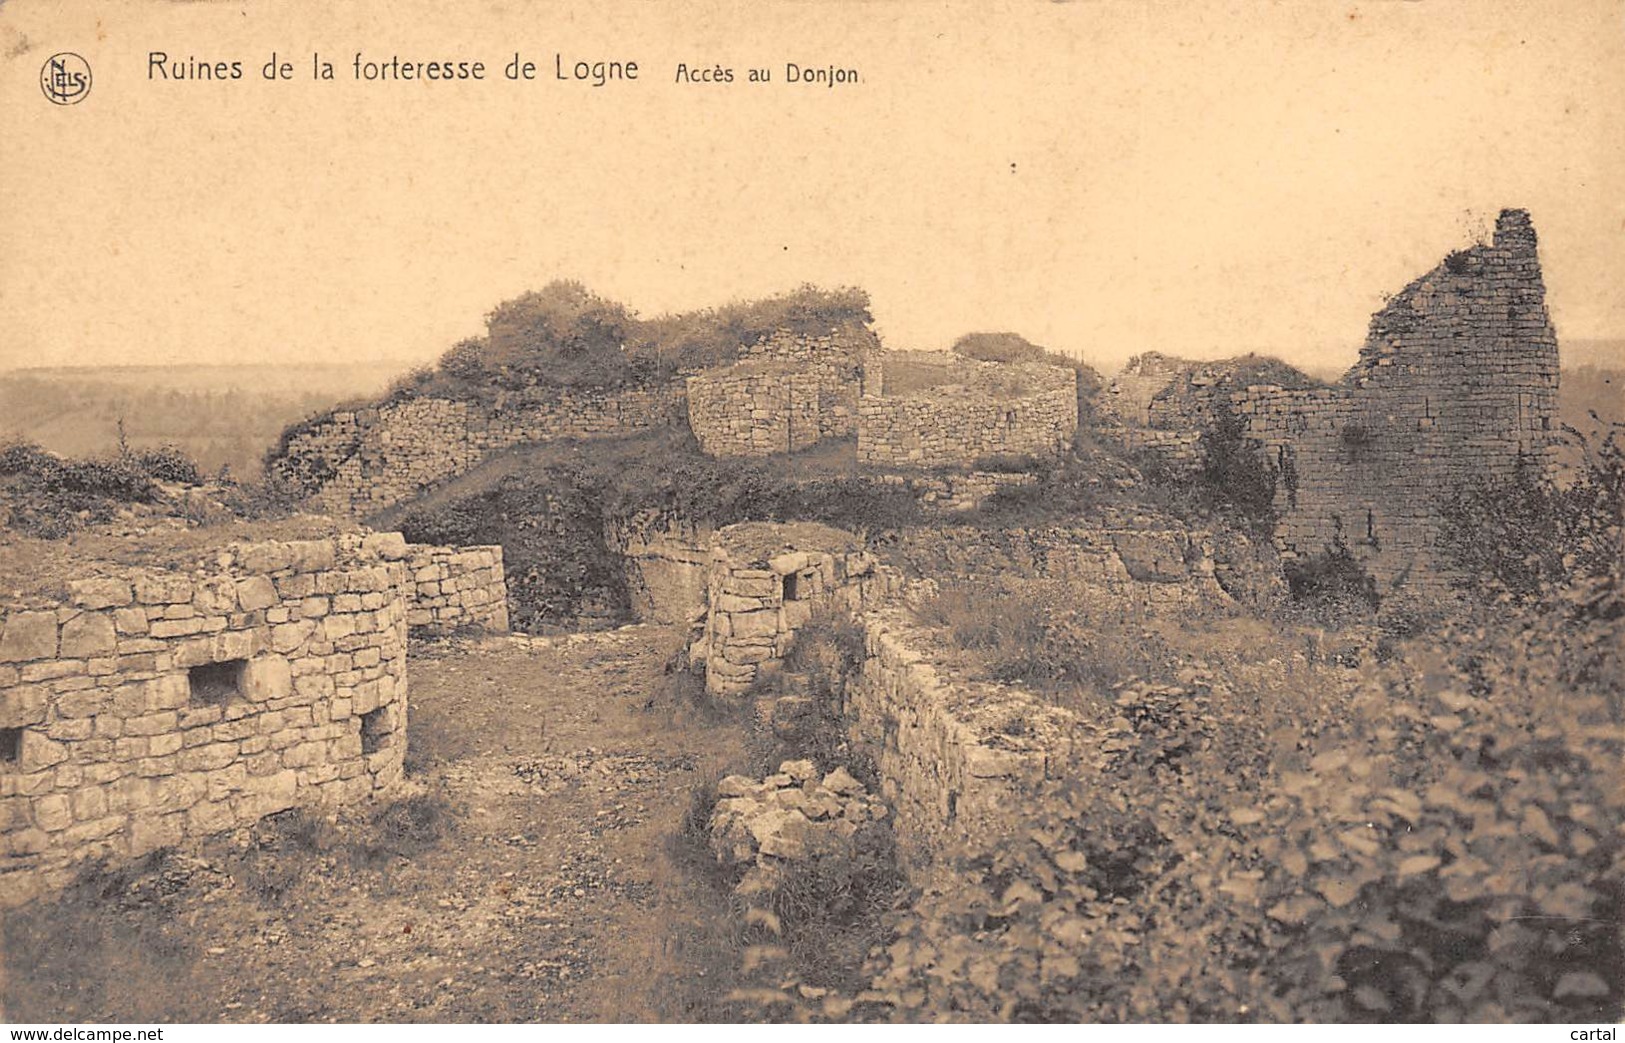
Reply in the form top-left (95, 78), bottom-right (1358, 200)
top-left (1096, 209), bottom-right (1560, 596)
top-left (1246, 208), bottom-right (1560, 592)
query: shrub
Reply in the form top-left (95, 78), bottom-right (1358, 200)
top-left (484, 280), bottom-right (641, 388)
top-left (1441, 421), bottom-right (1624, 603)
top-left (1196, 396), bottom-right (1278, 537)
top-left (132, 445), bottom-right (202, 484)
top-left (913, 579), bottom-right (1175, 710)
top-left (1283, 537), bottom-right (1381, 623)
top-left (437, 337), bottom-right (491, 381)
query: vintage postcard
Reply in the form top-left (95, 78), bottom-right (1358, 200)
top-left (1, 0), bottom-right (1622, 1029)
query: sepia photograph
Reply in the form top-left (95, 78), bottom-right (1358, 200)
top-left (0, 0), bottom-right (1622, 1028)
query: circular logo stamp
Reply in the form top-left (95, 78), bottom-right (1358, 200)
top-left (40, 52), bottom-right (92, 105)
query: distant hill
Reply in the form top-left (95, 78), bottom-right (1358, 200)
top-left (0, 362), bottom-right (413, 477)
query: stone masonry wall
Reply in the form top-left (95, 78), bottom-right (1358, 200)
top-left (0, 533), bottom-right (414, 905)
top-left (403, 544), bottom-right (509, 635)
top-left (270, 384), bottom-right (685, 517)
top-left (1094, 209), bottom-right (1561, 595)
top-left (695, 522), bottom-right (903, 698)
top-left (686, 366), bottom-right (824, 458)
top-left (612, 514), bottom-right (713, 625)
top-left (1243, 209), bottom-right (1559, 592)
top-left (881, 520), bottom-right (1259, 611)
top-left (738, 328), bottom-right (871, 439)
top-left (685, 328), bottom-right (871, 459)
top-left (859, 356), bottom-right (1078, 468)
top-left (845, 607), bottom-right (1084, 862)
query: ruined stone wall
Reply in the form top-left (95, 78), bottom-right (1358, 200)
top-left (845, 608), bottom-right (1084, 860)
top-left (858, 357), bottom-right (1078, 468)
top-left (612, 514), bottom-right (713, 625)
top-left (739, 328), bottom-right (871, 438)
top-left (685, 366), bottom-right (824, 458)
top-left (881, 519), bottom-right (1268, 611)
top-left (1243, 209), bottom-right (1559, 592)
top-left (1099, 353), bottom-right (1202, 428)
top-left (695, 522), bottom-right (903, 698)
top-left (270, 384), bottom-right (685, 517)
top-left (868, 471), bottom-right (1040, 513)
top-left (403, 544), bottom-right (509, 635)
top-left (684, 328), bottom-right (871, 459)
top-left (1095, 209), bottom-right (1561, 596)
top-left (0, 534), bottom-right (413, 905)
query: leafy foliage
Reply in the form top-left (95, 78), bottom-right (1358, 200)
top-left (0, 441), bottom-right (180, 538)
top-left (1195, 396), bottom-right (1279, 537)
top-left (1283, 537), bottom-right (1382, 624)
top-left (1441, 420), bottom-right (1624, 603)
top-left (395, 283), bottom-right (875, 399)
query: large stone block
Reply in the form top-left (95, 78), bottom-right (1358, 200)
top-left (235, 576), bottom-right (280, 613)
top-left (0, 611), bottom-right (58, 663)
top-left (243, 656), bottom-right (293, 702)
top-left (68, 578), bottom-right (133, 610)
top-left (0, 686), bottom-right (47, 728)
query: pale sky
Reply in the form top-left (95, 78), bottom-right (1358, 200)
top-left (2, 0), bottom-right (1622, 377)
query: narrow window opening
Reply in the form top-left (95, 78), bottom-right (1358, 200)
top-left (189, 659), bottom-right (247, 705)
top-left (0, 727), bottom-right (21, 766)
top-left (360, 707), bottom-right (388, 755)
top-left (782, 571), bottom-right (803, 602)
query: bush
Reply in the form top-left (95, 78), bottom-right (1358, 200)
top-left (1283, 537), bottom-right (1381, 623)
top-left (1196, 397), bottom-right (1278, 537)
top-left (638, 285), bottom-right (874, 373)
top-left (484, 280), bottom-right (642, 388)
top-left (132, 445), bottom-right (202, 484)
top-left (0, 441), bottom-right (166, 538)
top-left (913, 579), bottom-right (1176, 710)
top-left (1441, 421), bottom-right (1624, 603)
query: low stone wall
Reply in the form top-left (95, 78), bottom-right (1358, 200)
top-left (403, 544), bottom-right (509, 635)
top-left (845, 607), bottom-right (1084, 860)
top-left (881, 522), bottom-right (1246, 611)
top-left (0, 534), bottom-right (413, 905)
top-left (858, 356), bottom-right (1078, 468)
top-left (270, 384), bottom-right (685, 517)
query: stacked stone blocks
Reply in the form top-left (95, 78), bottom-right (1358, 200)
top-left (858, 354), bottom-right (1078, 468)
top-left (0, 532), bottom-right (415, 905)
top-left (271, 384), bottom-right (685, 516)
top-left (403, 544), bottom-right (509, 635)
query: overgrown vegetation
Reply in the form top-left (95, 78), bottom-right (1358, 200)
top-left (866, 562), bottom-right (1624, 1022)
top-left (0, 441), bottom-right (177, 538)
top-left (1441, 419), bottom-right (1624, 604)
top-left (1282, 537), bottom-right (1382, 625)
top-left (391, 281), bottom-right (874, 399)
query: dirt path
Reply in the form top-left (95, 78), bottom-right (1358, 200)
top-left (3, 625), bottom-right (751, 1023)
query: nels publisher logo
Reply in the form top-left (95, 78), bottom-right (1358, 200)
top-left (40, 52), bottom-right (92, 105)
